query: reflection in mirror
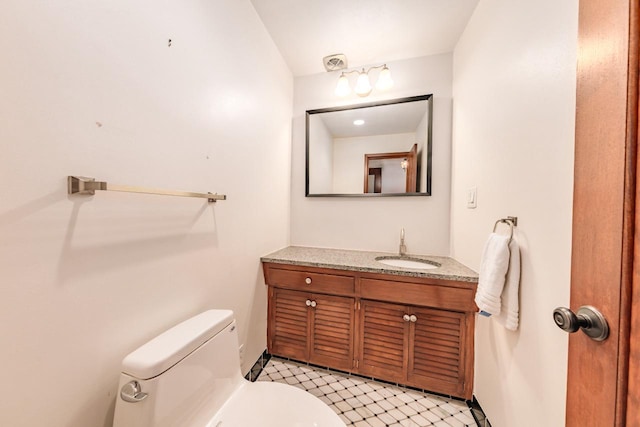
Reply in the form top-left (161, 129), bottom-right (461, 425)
top-left (305, 95), bottom-right (432, 197)
top-left (364, 144), bottom-right (417, 193)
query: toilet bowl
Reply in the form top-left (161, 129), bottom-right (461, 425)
top-left (112, 310), bottom-right (345, 427)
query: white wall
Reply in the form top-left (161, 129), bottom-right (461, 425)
top-left (451, 1), bottom-right (578, 426)
top-left (374, 158), bottom-right (407, 193)
top-left (292, 54), bottom-right (452, 255)
top-left (308, 115), bottom-right (334, 193)
top-left (0, 1), bottom-right (292, 426)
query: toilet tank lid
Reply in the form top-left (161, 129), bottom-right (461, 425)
top-left (121, 309), bottom-right (234, 380)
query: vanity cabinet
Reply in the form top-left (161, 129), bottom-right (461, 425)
top-left (263, 262), bottom-right (476, 399)
top-left (359, 300), bottom-right (471, 397)
top-left (267, 268), bottom-right (356, 371)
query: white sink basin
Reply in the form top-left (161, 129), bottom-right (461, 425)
top-left (375, 257), bottom-right (440, 270)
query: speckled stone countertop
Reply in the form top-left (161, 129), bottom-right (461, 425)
top-left (261, 246), bottom-right (478, 283)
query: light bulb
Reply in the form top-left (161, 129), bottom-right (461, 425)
top-left (354, 70), bottom-right (372, 97)
top-left (335, 73), bottom-right (351, 96)
top-left (376, 65), bottom-right (393, 91)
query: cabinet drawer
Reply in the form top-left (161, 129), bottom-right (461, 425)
top-left (360, 278), bottom-right (475, 312)
top-left (268, 268), bottom-right (355, 295)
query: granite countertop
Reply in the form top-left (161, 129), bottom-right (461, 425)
top-left (261, 246), bottom-right (478, 283)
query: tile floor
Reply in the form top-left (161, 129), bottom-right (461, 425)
top-left (257, 357), bottom-right (477, 427)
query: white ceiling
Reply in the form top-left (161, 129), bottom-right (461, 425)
top-left (316, 98), bottom-right (429, 138)
top-left (250, 0), bottom-right (479, 77)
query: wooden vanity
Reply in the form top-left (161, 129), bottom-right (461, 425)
top-left (261, 247), bottom-right (478, 400)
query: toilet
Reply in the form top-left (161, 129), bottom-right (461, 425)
top-left (113, 310), bottom-right (345, 427)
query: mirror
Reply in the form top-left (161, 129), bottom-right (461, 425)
top-left (305, 95), bottom-right (432, 197)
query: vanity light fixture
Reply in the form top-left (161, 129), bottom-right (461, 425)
top-left (335, 64), bottom-right (394, 97)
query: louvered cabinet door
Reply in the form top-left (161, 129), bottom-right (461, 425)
top-left (359, 300), bottom-right (408, 382)
top-left (309, 293), bottom-right (355, 371)
top-left (407, 307), bottom-right (470, 398)
top-left (268, 287), bottom-right (310, 360)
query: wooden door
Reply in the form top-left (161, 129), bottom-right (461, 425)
top-left (268, 287), bottom-right (309, 360)
top-left (567, 0), bottom-right (639, 425)
top-left (359, 300), bottom-right (408, 381)
top-left (363, 144), bottom-right (418, 193)
top-left (405, 143), bottom-right (418, 192)
top-left (407, 307), bottom-right (470, 399)
top-left (309, 293), bottom-right (355, 370)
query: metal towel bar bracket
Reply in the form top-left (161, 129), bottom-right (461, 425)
top-left (67, 176), bottom-right (226, 203)
top-left (493, 216), bottom-right (518, 241)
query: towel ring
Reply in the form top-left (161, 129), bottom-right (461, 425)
top-left (493, 217), bottom-right (517, 242)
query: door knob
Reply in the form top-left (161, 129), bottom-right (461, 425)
top-left (553, 305), bottom-right (609, 341)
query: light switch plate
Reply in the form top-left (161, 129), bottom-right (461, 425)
top-left (467, 187), bottom-right (477, 209)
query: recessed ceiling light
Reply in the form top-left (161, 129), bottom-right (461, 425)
top-left (353, 119), bottom-right (365, 126)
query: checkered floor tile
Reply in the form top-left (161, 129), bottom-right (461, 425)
top-left (257, 358), bottom-right (477, 427)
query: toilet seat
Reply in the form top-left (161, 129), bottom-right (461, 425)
top-left (207, 380), bottom-right (345, 427)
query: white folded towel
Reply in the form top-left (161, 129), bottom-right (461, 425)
top-left (474, 233), bottom-right (521, 331)
top-left (475, 233), bottom-right (511, 315)
top-left (495, 238), bottom-right (521, 331)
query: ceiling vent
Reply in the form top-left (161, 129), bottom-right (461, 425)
top-left (323, 54), bottom-right (347, 72)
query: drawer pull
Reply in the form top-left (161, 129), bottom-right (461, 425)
top-left (305, 277), bottom-right (312, 285)
top-left (310, 300), bottom-right (317, 308)
top-left (410, 315), bottom-right (418, 323)
top-left (403, 314), bottom-right (411, 322)
top-left (306, 299), bottom-right (312, 307)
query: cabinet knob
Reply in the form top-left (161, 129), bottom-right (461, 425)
top-left (310, 300), bottom-right (317, 308)
top-left (305, 277), bottom-right (312, 285)
top-left (409, 315), bottom-right (417, 323)
top-left (306, 299), bottom-right (312, 306)
top-left (403, 314), bottom-right (411, 322)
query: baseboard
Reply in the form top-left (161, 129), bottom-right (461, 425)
top-left (244, 350), bottom-right (271, 382)
top-left (468, 396), bottom-right (491, 427)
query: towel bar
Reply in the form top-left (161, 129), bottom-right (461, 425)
top-left (493, 216), bottom-right (517, 241)
top-left (67, 176), bottom-right (226, 203)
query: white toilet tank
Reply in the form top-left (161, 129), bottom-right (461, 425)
top-left (113, 310), bottom-right (244, 427)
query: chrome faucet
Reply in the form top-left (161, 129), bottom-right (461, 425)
top-left (399, 228), bottom-right (407, 256)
